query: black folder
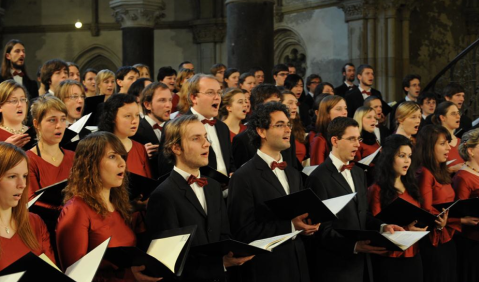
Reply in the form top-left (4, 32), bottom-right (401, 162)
top-left (32, 179), bottom-right (67, 206)
top-left (104, 225), bottom-right (197, 278)
top-left (264, 189), bottom-right (351, 223)
top-left (83, 95), bottom-right (104, 116)
top-left (23, 126), bottom-right (37, 151)
top-left (0, 252), bottom-right (75, 282)
top-left (192, 239), bottom-right (270, 257)
top-left (128, 173), bottom-right (162, 200)
top-left (336, 229), bottom-right (403, 252)
top-left (375, 197), bottom-right (438, 228)
top-left (200, 166), bottom-right (229, 186)
top-left (433, 198), bottom-right (479, 218)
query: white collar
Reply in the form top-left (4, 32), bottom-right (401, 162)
top-left (257, 149), bottom-right (284, 168)
top-left (329, 152), bottom-right (350, 173)
top-left (190, 107), bottom-right (213, 121)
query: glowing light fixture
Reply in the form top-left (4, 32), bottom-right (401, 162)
top-left (75, 20), bottom-right (82, 29)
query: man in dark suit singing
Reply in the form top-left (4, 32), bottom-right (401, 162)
top-left (345, 64), bottom-right (391, 118)
top-left (228, 102), bottom-right (320, 282)
top-left (306, 117), bottom-right (402, 282)
top-left (334, 63), bottom-right (357, 98)
top-left (131, 82), bottom-right (171, 179)
top-left (146, 114), bottom-right (253, 282)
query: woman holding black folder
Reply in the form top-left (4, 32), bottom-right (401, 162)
top-left (452, 128), bottom-right (479, 282)
top-left (0, 142), bottom-right (56, 271)
top-left (416, 125), bottom-right (458, 282)
top-left (56, 131), bottom-right (161, 282)
top-left (369, 134), bottom-right (425, 282)
top-left (54, 79), bottom-right (86, 126)
top-left (0, 80), bottom-right (31, 148)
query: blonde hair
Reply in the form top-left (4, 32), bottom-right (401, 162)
top-left (30, 95), bottom-right (67, 135)
top-left (95, 69), bottom-right (115, 95)
top-left (395, 101), bottom-right (421, 126)
top-left (175, 68), bottom-right (195, 92)
top-left (353, 106), bottom-right (375, 132)
top-left (54, 79), bottom-right (86, 102)
top-left (163, 115), bottom-right (200, 164)
top-left (0, 80), bottom-right (28, 123)
top-left (176, 80), bottom-right (191, 114)
top-left (458, 128), bottom-right (479, 161)
top-left (219, 88), bottom-right (244, 120)
top-left (133, 64), bottom-right (150, 79)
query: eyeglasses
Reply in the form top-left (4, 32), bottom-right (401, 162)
top-left (198, 90), bottom-right (223, 97)
top-left (449, 111), bottom-right (461, 117)
top-left (4, 98), bottom-right (28, 105)
top-left (277, 73), bottom-right (288, 77)
top-left (66, 95), bottom-right (86, 101)
top-left (339, 136), bottom-right (363, 143)
top-left (271, 123), bottom-right (292, 129)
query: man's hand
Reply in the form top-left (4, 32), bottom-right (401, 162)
top-left (355, 240), bottom-right (387, 255)
top-left (223, 252), bottom-right (254, 267)
top-left (144, 143), bottom-right (159, 158)
top-left (292, 213), bottom-right (320, 235)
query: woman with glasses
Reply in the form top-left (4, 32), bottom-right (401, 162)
top-left (431, 101), bottom-right (464, 171)
top-left (394, 101), bottom-right (421, 143)
top-left (0, 80), bottom-right (31, 148)
top-left (54, 79), bottom-right (85, 126)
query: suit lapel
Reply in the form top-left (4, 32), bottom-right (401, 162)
top-left (284, 166), bottom-right (299, 193)
top-left (140, 118), bottom-right (160, 144)
top-left (253, 155), bottom-right (287, 197)
top-left (325, 159), bottom-right (354, 194)
top-left (170, 171), bottom-right (207, 218)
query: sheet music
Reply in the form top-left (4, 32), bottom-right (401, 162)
top-left (27, 192), bottom-right (43, 209)
top-left (358, 147), bottom-right (381, 166)
top-left (39, 253), bottom-right (61, 272)
top-left (382, 231), bottom-right (429, 251)
top-left (302, 165), bottom-right (318, 176)
top-left (147, 234), bottom-right (191, 274)
top-left (248, 230), bottom-right (302, 251)
top-left (446, 159), bottom-right (456, 166)
top-left (322, 192), bottom-right (357, 215)
top-left (68, 113), bottom-right (92, 134)
top-left (473, 117), bottom-right (479, 127)
top-left (65, 237), bottom-right (110, 282)
top-left (0, 272), bottom-right (26, 282)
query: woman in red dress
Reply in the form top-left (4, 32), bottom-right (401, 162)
top-left (0, 80), bottom-right (31, 148)
top-left (219, 88), bottom-right (247, 143)
top-left (416, 125), bottom-right (459, 282)
top-left (431, 101), bottom-right (464, 172)
top-left (0, 142), bottom-right (55, 271)
top-left (56, 131), bottom-right (161, 282)
top-left (282, 90), bottom-right (307, 163)
top-left (452, 128), bottom-right (479, 282)
top-left (54, 79), bottom-right (86, 126)
top-left (310, 95), bottom-right (347, 165)
top-left (395, 101), bottom-right (421, 144)
top-left (98, 94), bottom-right (152, 178)
top-left (369, 134), bottom-right (426, 282)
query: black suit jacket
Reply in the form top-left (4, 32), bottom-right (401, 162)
top-left (0, 74), bottom-right (39, 100)
top-left (227, 154), bottom-right (309, 282)
top-left (345, 87), bottom-right (391, 118)
top-left (146, 171), bottom-right (230, 281)
top-left (388, 97), bottom-right (406, 131)
top-left (232, 130), bottom-right (299, 170)
top-left (305, 157), bottom-right (382, 282)
top-left (186, 110), bottom-right (235, 174)
top-left (132, 118), bottom-right (162, 179)
top-left (335, 83), bottom-right (356, 98)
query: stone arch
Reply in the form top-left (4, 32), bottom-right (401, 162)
top-left (274, 28), bottom-right (307, 77)
top-left (72, 45), bottom-right (121, 74)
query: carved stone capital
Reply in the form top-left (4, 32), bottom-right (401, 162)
top-left (339, 2), bottom-right (364, 22)
top-left (190, 18), bottom-right (226, 44)
top-left (110, 0), bottom-right (165, 28)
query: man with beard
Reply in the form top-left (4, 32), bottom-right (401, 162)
top-left (0, 39), bottom-right (39, 99)
top-left (334, 63), bottom-right (357, 97)
top-left (132, 82), bottom-right (172, 179)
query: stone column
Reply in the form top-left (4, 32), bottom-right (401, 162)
top-left (385, 5), bottom-right (397, 102)
top-left (191, 18), bottom-right (226, 73)
top-left (340, 1), bottom-right (367, 67)
top-left (226, 0), bottom-right (275, 83)
top-left (110, 0), bottom-right (165, 72)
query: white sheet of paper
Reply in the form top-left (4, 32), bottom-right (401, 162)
top-left (65, 237), bottom-right (110, 282)
top-left (147, 234), bottom-right (191, 274)
top-left (302, 165), bottom-right (318, 176)
top-left (358, 147), bottom-right (381, 166)
top-left (248, 230), bottom-right (302, 251)
top-left (0, 271), bottom-right (26, 282)
top-left (27, 192), bottom-right (43, 209)
top-left (39, 253), bottom-right (61, 272)
top-left (85, 126), bottom-right (98, 132)
top-left (322, 192), bottom-right (357, 215)
top-left (446, 159), bottom-right (456, 166)
top-left (473, 117), bottom-right (479, 127)
top-left (68, 113), bottom-right (92, 134)
top-left (382, 231), bottom-right (429, 251)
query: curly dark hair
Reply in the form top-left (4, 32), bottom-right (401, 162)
top-left (375, 134), bottom-right (421, 208)
top-left (247, 101), bottom-right (290, 149)
top-left (98, 94), bottom-right (138, 133)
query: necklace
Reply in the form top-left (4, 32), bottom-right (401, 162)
top-left (0, 218), bottom-right (10, 234)
top-left (465, 162), bottom-right (479, 174)
top-left (1, 124), bottom-right (26, 134)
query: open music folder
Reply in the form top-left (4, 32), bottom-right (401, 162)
top-left (375, 197), bottom-right (438, 228)
top-left (433, 198), bottom-right (479, 218)
top-left (264, 189), bottom-right (357, 223)
top-left (32, 179), bottom-right (68, 207)
top-left (0, 271), bottom-right (25, 282)
top-left (0, 238), bottom-right (110, 282)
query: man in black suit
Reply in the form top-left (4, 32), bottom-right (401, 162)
top-left (334, 63), bottom-right (357, 98)
top-left (146, 115), bottom-right (253, 281)
top-left (443, 82), bottom-right (472, 138)
top-left (232, 84), bottom-right (299, 169)
top-left (132, 82), bottom-right (171, 179)
top-left (306, 117), bottom-right (402, 282)
top-left (0, 39), bottom-right (39, 99)
top-left (186, 74), bottom-right (235, 175)
top-left (389, 74), bottom-right (421, 131)
top-left (345, 64), bottom-right (391, 118)
top-left (304, 74), bottom-right (321, 108)
top-left (228, 102), bottom-right (319, 282)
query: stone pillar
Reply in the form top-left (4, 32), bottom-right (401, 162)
top-left (226, 0), bottom-right (275, 83)
top-left (385, 7), bottom-right (397, 102)
top-left (191, 18), bottom-right (226, 73)
top-left (110, 0), bottom-right (165, 72)
top-left (401, 6), bottom-right (411, 78)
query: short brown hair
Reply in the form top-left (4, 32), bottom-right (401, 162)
top-left (219, 88), bottom-right (244, 120)
top-left (187, 74), bottom-right (218, 107)
top-left (140, 82), bottom-right (170, 115)
top-left (30, 95), bottom-right (67, 135)
top-left (163, 115), bottom-right (200, 164)
top-left (54, 79), bottom-right (86, 103)
top-left (0, 80), bottom-right (28, 123)
top-left (40, 59), bottom-right (68, 91)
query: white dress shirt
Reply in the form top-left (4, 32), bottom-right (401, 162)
top-left (11, 69), bottom-right (23, 85)
top-left (358, 86), bottom-right (372, 101)
top-left (174, 166), bottom-right (207, 214)
top-left (257, 149), bottom-right (290, 195)
top-left (191, 108), bottom-right (227, 175)
top-left (329, 152), bottom-right (356, 192)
